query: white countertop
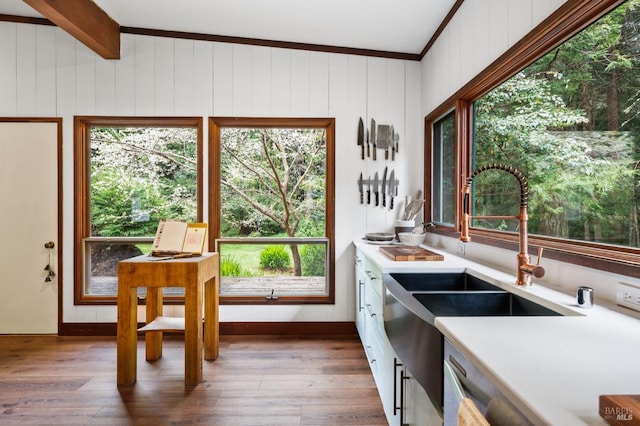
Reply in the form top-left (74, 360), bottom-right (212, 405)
top-left (354, 240), bottom-right (640, 426)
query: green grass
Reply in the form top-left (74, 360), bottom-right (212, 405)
top-left (220, 243), bottom-right (294, 276)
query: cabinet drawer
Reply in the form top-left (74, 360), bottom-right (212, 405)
top-left (363, 259), bottom-right (383, 298)
top-left (364, 281), bottom-right (385, 339)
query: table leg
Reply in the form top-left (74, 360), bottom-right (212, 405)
top-left (184, 278), bottom-right (203, 385)
top-left (204, 275), bottom-right (219, 360)
top-left (117, 285), bottom-right (138, 386)
top-left (145, 287), bottom-right (163, 361)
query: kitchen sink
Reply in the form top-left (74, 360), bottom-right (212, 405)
top-left (383, 271), bottom-right (564, 412)
top-left (389, 272), bottom-right (501, 292)
top-left (413, 291), bottom-right (562, 317)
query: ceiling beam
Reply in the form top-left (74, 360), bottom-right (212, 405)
top-left (22, 0), bottom-right (120, 59)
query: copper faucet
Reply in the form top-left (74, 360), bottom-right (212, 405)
top-left (460, 164), bottom-right (545, 286)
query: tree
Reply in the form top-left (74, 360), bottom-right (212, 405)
top-left (90, 127), bottom-right (198, 237)
top-left (220, 127), bottom-right (326, 276)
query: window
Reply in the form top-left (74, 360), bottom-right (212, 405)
top-left (209, 118), bottom-right (335, 304)
top-left (74, 117), bottom-right (202, 304)
top-left (473, 1), bottom-right (640, 247)
top-left (426, 0), bottom-right (640, 277)
top-left (432, 111), bottom-right (456, 226)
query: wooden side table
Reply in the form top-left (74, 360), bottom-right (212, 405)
top-left (116, 253), bottom-right (219, 386)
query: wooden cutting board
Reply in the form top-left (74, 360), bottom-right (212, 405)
top-left (599, 395), bottom-right (640, 425)
top-left (379, 246), bottom-right (444, 261)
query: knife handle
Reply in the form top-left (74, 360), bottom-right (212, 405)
top-left (391, 146), bottom-right (395, 161)
top-left (367, 144), bottom-right (370, 157)
top-left (373, 145), bottom-right (377, 161)
top-left (375, 192), bottom-right (379, 206)
top-left (390, 197), bottom-right (394, 210)
top-left (360, 191), bottom-right (363, 204)
top-left (361, 145), bottom-right (365, 160)
top-left (382, 193), bottom-right (386, 207)
top-left (367, 190), bottom-right (371, 205)
top-left (385, 148), bottom-right (389, 160)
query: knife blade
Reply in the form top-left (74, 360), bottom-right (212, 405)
top-left (388, 169), bottom-right (395, 210)
top-left (357, 118), bottom-right (364, 160)
top-left (394, 131), bottom-right (399, 159)
top-left (381, 166), bottom-right (388, 207)
top-left (366, 128), bottom-right (371, 157)
top-left (367, 175), bottom-right (371, 204)
top-left (358, 172), bottom-right (364, 204)
top-left (373, 172), bottom-right (379, 206)
top-left (390, 126), bottom-right (395, 161)
top-left (371, 118), bottom-right (377, 161)
top-left (378, 125), bottom-right (389, 160)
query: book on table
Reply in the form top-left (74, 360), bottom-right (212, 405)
top-left (151, 221), bottom-right (208, 257)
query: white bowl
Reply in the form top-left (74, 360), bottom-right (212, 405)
top-left (398, 232), bottom-right (426, 246)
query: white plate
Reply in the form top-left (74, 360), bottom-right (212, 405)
top-left (361, 238), bottom-right (401, 245)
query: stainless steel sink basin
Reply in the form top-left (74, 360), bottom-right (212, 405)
top-left (413, 291), bottom-right (562, 317)
top-left (389, 272), bottom-right (501, 292)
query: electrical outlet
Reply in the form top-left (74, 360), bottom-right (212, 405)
top-left (617, 283), bottom-right (640, 312)
top-left (456, 243), bottom-right (465, 256)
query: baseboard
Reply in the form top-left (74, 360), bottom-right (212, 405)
top-left (59, 321), bottom-right (356, 336)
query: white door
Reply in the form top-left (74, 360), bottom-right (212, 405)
top-left (0, 121), bottom-right (60, 334)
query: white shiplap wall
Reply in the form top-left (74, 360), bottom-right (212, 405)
top-left (421, 0), bottom-right (566, 116)
top-left (0, 22), bottom-right (422, 324)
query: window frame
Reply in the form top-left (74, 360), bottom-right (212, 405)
top-left (73, 116), bottom-right (204, 305)
top-left (209, 117), bottom-right (336, 305)
top-left (424, 0), bottom-right (640, 278)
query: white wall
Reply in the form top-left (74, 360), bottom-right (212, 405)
top-left (420, 0), bottom-right (640, 307)
top-left (0, 22), bottom-right (423, 324)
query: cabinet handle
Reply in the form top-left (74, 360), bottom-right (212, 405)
top-left (366, 303), bottom-right (376, 317)
top-left (358, 280), bottom-right (364, 312)
top-left (365, 270), bottom-right (378, 280)
top-left (393, 358), bottom-right (403, 415)
top-left (366, 345), bottom-right (376, 364)
top-left (394, 358), bottom-right (409, 425)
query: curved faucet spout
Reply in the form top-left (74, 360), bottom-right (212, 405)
top-left (460, 163), bottom-right (544, 286)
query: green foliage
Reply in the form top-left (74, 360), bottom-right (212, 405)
top-left (259, 246), bottom-right (291, 271)
top-left (90, 127), bottom-right (197, 237)
top-left (300, 245), bottom-right (325, 276)
top-left (472, 1), bottom-right (640, 246)
top-left (220, 256), bottom-right (254, 277)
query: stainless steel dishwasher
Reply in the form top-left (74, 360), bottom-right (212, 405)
top-left (443, 338), bottom-right (532, 426)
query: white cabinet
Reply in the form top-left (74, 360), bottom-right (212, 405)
top-left (355, 247), bottom-right (441, 425)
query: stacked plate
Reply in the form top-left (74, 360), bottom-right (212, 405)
top-left (363, 232), bottom-right (397, 245)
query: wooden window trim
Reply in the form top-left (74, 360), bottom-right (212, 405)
top-left (424, 0), bottom-right (640, 279)
top-left (73, 116), bottom-right (204, 305)
top-left (209, 117), bottom-right (336, 305)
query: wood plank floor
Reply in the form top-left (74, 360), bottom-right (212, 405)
top-left (0, 334), bottom-right (387, 425)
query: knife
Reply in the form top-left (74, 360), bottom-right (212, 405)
top-left (366, 128), bottom-right (371, 157)
top-left (378, 125), bottom-right (389, 160)
top-left (394, 131), bottom-right (399, 159)
top-left (371, 118), bottom-right (377, 161)
top-left (358, 172), bottom-right (364, 204)
top-left (390, 126), bottom-right (395, 161)
top-left (357, 118), bottom-right (364, 160)
top-left (388, 169), bottom-right (395, 209)
top-left (373, 172), bottom-right (379, 206)
top-left (381, 166), bottom-right (388, 207)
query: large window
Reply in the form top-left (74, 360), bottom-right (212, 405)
top-left (74, 117), bottom-right (202, 304)
top-left (209, 117), bottom-right (335, 304)
top-left (427, 0), bottom-right (640, 277)
top-left (473, 1), bottom-right (640, 247)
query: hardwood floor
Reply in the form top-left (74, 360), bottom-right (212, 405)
top-left (0, 334), bottom-right (387, 425)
